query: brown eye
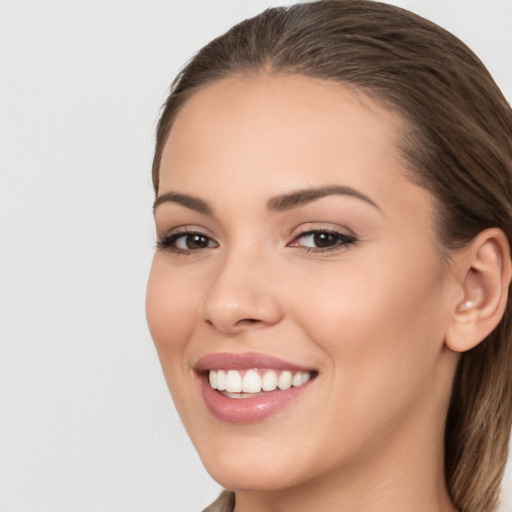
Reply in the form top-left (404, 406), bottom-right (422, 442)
top-left (291, 230), bottom-right (357, 252)
top-left (158, 231), bottom-right (218, 253)
top-left (178, 234), bottom-right (211, 250)
top-left (312, 232), bottom-right (339, 248)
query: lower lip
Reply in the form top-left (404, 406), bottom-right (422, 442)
top-left (199, 375), bottom-right (312, 423)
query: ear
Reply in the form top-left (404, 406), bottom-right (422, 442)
top-left (445, 228), bottom-right (512, 353)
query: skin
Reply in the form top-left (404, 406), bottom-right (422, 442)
top-left (146, 74), bottom-right (463, 512)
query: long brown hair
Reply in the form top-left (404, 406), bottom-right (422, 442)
top-left (152, 2), bottom-right (512, 510)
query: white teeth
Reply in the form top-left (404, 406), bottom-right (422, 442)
top-left (242, 369), bottom-right (262, 393)
top-left (277, 370), bottom-right (292, 390)
top-left (262, 370), bottom-right (278, 391)
top-left (208, 369), bottom-right (313, 394)
top-left (292, 372), bottom-right (303, 387)
top-left (225, 369), bottom-right (242, 393)
top-left (209, 370), bottom-right (217, 389)
top-left (217, 370), bottom-right (226, 391)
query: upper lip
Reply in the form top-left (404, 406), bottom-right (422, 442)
top-left (194, 352), bottom-right (315, 372)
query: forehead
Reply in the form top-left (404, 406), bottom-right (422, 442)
top-left (159, 73), bottom-right (424, 214)
top-left (165, 74), bottom-right (403, 163)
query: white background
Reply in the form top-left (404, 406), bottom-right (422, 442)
top-left (1, 1), bottom-right (511, 511)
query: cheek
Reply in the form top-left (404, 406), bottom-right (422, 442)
top-left (284, 259), bottom-right (451, 464)
top-left (293, 251), bottom-right (450, 402)
top-left (146, 257), bottom-right (198, 362)
top-left (146, 257), bottom-right (206, 424)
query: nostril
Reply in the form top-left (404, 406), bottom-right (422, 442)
top-left (203, 317), bottom-right (261, 332)
top-left (235, 318), bottom-right (260, 326)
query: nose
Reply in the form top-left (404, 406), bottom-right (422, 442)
top-left (200, 250), bottom-right (284, 335)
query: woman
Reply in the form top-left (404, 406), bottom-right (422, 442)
top-left (146, 1), bottom-right (512, 511)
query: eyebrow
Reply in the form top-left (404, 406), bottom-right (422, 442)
top-left (153, 184), bottom-right (379, 216)
top-left (153, 192), bottom-right (212, 215)
top-left (267, 185), bottom-right (380, 212)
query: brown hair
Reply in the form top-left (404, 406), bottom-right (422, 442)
top-left (152, 1), bottom-right (512, 510)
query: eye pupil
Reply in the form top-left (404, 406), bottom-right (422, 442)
top-left (187, 234), bottom-right (208, 249)
top-left (314, 232), bottom-right (338, 247)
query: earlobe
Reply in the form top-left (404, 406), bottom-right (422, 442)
top-left (445, 228), bottom-right (512, 353)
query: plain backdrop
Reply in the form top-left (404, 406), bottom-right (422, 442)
top-left (1, 1), bottom-right (511, 511)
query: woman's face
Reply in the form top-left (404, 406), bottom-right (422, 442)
top-left (146, 75), bottom-right (460, 492)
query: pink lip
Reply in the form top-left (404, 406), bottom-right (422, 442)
top-left (194, 352), bottom-right (316, 424)
top-left (194, 352), bottom-right (313, 372)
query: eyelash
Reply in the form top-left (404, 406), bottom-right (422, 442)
top-left (157, 228), bottom-right (357, 255)
top-left (289, 229), bottom-right (357, 253)
top-left (157, 229), bottom-right (218, 255)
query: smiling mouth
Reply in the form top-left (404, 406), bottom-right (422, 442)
top-left (208, 369), bottom-right (317, 398)
top-left (195, 353), bottom-right (319, 420)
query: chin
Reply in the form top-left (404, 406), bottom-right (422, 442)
top-left (203, 458), bottom-right (301, 493)
top-left (193, 431), bottom-right (327, 493)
